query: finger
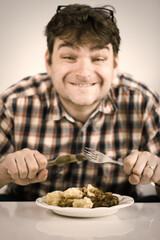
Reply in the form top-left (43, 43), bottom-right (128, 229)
top-left (6, 156), bottom-right (24, 180)
top-left (25, 153), bottom-right (39, 179)
top-left (151, 164), bottom-right (160, 183)
top-left (14, 155), bottom-right (29, 179)
top-left (27, 169), bottom-right (48, 184)
top-left (128, 173), bottom-right (140, 185)
top-left (7, 162), bottom-right (19, 180)
top-left (6, 150), bottom-right (31, 179)
top-left (34, 151), bottom-right (47, 170)
top-left (140, 169), bottom-right (152, 184)
top-left (13, 169), bottom-right (48, 186)
top-left (140, 158), bottom-right (158, 184)
top-left (123, 151), bottom-right (139, 175)
top-left (132, 152), bottom-right (148, 177)
top-left (2, 154), bottom-right (17, 179)
top-left (37, 169), bottom-right (48, 181)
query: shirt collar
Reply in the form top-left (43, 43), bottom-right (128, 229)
top-left (47, 86), bottom-right (118, 122)
top-left (98, 88), bottom-right (118, 114)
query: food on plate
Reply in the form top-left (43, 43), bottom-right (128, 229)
top-left (44, 184), bottom-right (119, 208)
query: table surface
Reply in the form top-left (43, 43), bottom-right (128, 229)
top-left (0, 201), bottom-right (159, 240)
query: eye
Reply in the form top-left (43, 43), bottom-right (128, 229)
top-left (93, 57), bottom-right (106, 62)
top-left (63, 56), bottom-right (73, 59)
top-left (63, 56), bottom-right (76, 61)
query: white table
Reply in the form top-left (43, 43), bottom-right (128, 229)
top-left (0, 202), bottom-right (159, 240)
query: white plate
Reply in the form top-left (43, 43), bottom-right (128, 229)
top-left (36, 194), bottom-right (134, 218)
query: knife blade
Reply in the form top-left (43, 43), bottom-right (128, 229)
top-left (47, 154), bottom-right (87, 167)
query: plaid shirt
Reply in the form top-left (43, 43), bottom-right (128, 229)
top-left (0, 72), bottom-right (160, 200)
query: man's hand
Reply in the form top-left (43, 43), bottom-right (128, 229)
top-left (0, 148), bottom-right (48, 187)
top-left (123, 150), bottom-right (160, 185)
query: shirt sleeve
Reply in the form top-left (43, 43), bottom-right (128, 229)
top-left (140, 99), bottom-right (160, 156)
top-left (0, 98), bottom-right (15, 160)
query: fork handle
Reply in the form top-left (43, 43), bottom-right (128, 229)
top-left (113, 160), bottom-right (123, 166)
top-left (105, 157), bottom-right (123, 166)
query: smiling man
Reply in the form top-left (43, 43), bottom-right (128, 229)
top-left (0, 4), bottom-right (160, 201)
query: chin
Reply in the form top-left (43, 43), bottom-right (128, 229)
top-left (71, 97), bottom-right (98, 106)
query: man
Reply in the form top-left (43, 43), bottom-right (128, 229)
top-left (0, 4), bottom-right (160, 201)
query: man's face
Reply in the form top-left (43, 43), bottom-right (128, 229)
top-left (45, 38), bottom-right (119, 111)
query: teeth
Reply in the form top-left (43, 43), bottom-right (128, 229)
top-left (72, 83), bottom-right (93, 86)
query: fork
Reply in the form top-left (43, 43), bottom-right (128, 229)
top-left (84, 147), bottom-right (123, 166)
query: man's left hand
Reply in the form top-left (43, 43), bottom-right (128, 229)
top-left (123, 150), bottom-right (160, 185)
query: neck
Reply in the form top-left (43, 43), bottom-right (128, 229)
top-left (59, 98), bottom-right (100, 123)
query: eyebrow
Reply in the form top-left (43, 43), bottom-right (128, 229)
top-left (58, 41), bottom-right (110, 51)
top-left (90, 45), bottom-right (109, 51)
top-left (58, 42), bottom-right (78, 50)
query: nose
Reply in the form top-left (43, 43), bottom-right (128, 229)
top-left (75, 60), bottom-right (93, 80)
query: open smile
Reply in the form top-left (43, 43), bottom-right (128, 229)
top-left (70, 83), bottom-right (96, 87)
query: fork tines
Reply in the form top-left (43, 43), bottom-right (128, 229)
top-left (84, 147), bottom-right (97, 161)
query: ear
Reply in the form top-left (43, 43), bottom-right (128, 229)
top-left (45, 49), bottom-right (51, 76)
top-left (113, 54), bottom-right (119, 78)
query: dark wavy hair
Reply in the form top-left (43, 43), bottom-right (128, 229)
top-left (45, 4), bottom-right (121, 64)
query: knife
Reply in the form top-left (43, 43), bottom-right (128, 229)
top-left (47, 154), bottom-right (87, 167)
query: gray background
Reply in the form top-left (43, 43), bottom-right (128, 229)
top-left (0, 0), bottom-right (160, 93)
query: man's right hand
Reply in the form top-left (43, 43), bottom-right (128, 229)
top-left (0, 148), bottom-right (48, 187)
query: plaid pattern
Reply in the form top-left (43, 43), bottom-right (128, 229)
top-left (0, 72), bottom-right (160, 200)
